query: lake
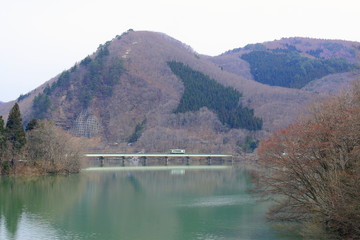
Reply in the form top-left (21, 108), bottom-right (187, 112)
top-left (0, 166), bottom-right (303, 240)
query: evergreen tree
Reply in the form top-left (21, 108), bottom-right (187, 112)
top-left (6, 103), bottom-right (26, 150)
top-left (32, 93), bottom-right (51, 119)
top-left (0, 116), bottom-right (5, 144)
top-left (0, 116), bottom-right (7, 174)
top-left (168, 61), bottom-right (262, 130)
top-left (0, 116), bottom-right (6, 158)
top-left (25, 118), bottom-right (38, 131)
top-left (241, 49), bottom-right (355, 89)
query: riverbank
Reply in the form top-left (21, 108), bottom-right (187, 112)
top-left (82, 165), bottom-right (231, 172)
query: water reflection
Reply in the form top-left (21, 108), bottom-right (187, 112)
top-left (0, 168), bottom-right (303, 240)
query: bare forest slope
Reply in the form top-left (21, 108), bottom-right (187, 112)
top-left (0, 32), bottom-right (324, 154)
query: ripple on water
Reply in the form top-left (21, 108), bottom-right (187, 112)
top-left (180, 195), bottom-right (256, 208)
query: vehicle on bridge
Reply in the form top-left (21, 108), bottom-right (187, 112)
top-left (170, 149), bottom-right (185, 154)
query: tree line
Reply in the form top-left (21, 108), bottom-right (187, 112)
top-left (0, 103), bottom-right (82, 175)
top-left (167, 61), bottom-right (262, 131)
top-left (257, 81), bottom-right (360, 238)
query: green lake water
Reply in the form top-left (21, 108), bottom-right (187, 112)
top-left (0, 167), bottom-right (303, 240)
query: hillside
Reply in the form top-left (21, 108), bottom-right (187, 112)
top-left (211, 37), bottom-right (360, 93)
top-left (0, 31), bottom-right (318, 154)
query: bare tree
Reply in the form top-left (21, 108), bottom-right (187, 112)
top-left (26, 121), bottom-right (83, 174)
top-left (257, 81), bottom-right (360, 238)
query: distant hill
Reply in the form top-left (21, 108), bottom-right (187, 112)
top-left (0, 32), bottom-right (335, 154)
top-left (211, 37), bottom-right (360, 94)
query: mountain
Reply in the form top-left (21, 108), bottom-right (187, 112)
top-left (3, 32), bottom-right (352, 154)
top-left (211, 37), bottom-right (360, 94)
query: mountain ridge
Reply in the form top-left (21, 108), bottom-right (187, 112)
top-left (2, 31), bottom-right (357, 153)
top-left (212, 37), bottom-right (360, 93)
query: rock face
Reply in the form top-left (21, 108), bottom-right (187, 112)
top-left (1, 32), bottom-right (359, 153)
top-left (71, 110), bottom-right (102, 138)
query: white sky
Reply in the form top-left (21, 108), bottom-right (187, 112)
top-left (1, 0), bottom-right (360, 102)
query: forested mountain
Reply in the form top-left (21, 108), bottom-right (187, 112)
top-left (3, 32), bottom-right (357, 154)
top-left (241, 49), bottom-right (355, 88)
top-left (211, 37), bottom-right (360, 94)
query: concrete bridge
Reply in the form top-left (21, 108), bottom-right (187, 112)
top-left (85, 153), bottom-right (233, 167)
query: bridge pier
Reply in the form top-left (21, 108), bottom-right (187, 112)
top-left (207, 157), bottom-right (212, 165)
top-left (164, 156), bottom-right (168, 166)
top-left (142, 157), bottom-right (147, 166)
top-left (121, 157), bottom-right (125, 167)
top-left (99, 156), bottom-right (104, 167)
top-left (186, 157), bottom-right (190, 166)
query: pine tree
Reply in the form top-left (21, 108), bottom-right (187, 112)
top-left (0, 116), bottom-right (5, 159)
top-left (6, 103), bottom-right (26, 150)
top-left (167, 61), bottom-right (262, 130)
top-left (25, 118), bottom-right (38, 131)
top-left (0, 116), bottom-right (5, 143)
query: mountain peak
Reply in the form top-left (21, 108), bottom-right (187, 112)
top-left (4, 32), bottom-right (350, 154)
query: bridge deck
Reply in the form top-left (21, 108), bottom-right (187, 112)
top-left (85, 153), bottom-right (232, 158)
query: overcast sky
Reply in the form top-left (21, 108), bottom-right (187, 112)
top-left (1, 0), bottom-right (360, 102)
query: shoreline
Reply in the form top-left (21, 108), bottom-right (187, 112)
top-left (82, 165), bottom-right (232, 172)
